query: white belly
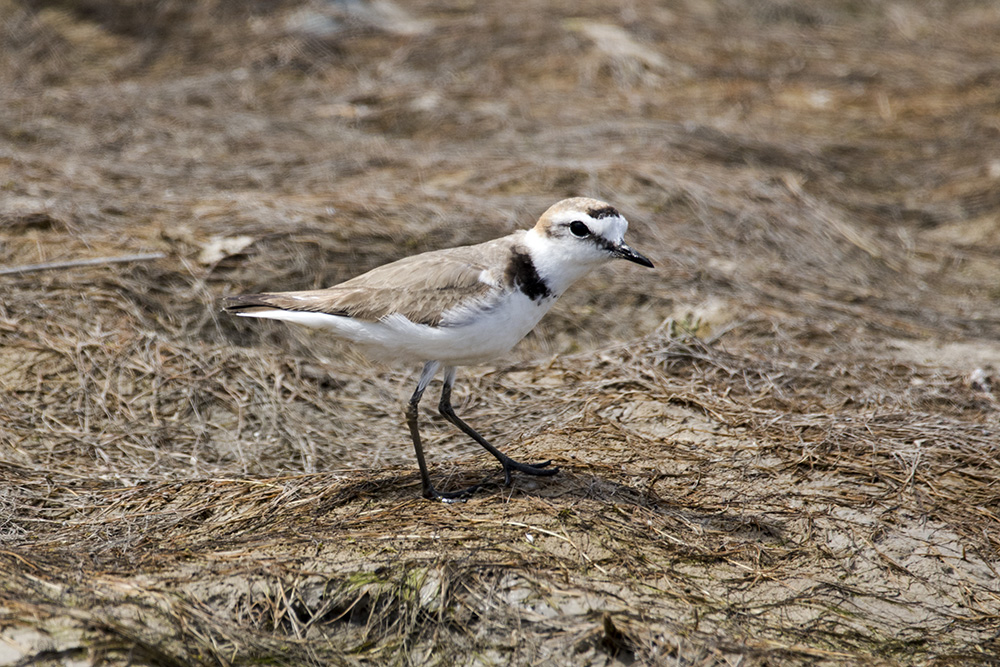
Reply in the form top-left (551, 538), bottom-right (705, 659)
top-left (239, 291), bottom-right (557, 366)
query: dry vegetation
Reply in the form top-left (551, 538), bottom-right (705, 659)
top-left (2, 0), bottom-right (1000, 664)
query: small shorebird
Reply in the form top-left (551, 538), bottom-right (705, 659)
top-left (224, 197), bottom-right (653, 500)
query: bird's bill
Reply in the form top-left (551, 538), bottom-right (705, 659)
top-left (610, 242), bottom-right (654, 268)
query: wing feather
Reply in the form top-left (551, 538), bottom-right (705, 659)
top-left (224, 234), bottom-right (521, 327)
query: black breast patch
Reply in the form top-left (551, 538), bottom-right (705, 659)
top-left (505, 249), bottom-right (552, 301)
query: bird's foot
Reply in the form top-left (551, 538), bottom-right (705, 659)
top-left (498, 457), bottom-right (559, 486)
top-left (421, 459), bottom-right (559, 499)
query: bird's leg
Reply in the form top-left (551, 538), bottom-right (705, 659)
top-left (438, 366), bottom-right (558, 487)
top-left (407, 361), bottom-right (480, 501)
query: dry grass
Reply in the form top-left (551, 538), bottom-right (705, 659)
top-left (2, 0), bottom-right (1000, 665)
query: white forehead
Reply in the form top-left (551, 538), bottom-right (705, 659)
top-left (543, 198), bottom-right (629, 241)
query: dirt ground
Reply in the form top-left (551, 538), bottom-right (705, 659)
top-left (2, 0), bottom-right (999, 664)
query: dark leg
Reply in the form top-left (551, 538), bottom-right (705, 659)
top-left (406, 361), bottom-right (480, 501)
top-left (438, 366), bottom-right (558, 486)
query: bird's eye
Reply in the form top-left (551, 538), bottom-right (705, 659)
top-left (569, 221), bottom-right (591, 238)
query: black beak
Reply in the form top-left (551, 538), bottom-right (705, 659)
top-left (611, 242), bottom-right (654, 268)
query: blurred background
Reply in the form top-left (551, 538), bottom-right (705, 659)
top-left (2, 1), bottom-right (999, 664)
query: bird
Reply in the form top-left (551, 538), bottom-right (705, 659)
top-left (224, 197), bottom-right (654, 500)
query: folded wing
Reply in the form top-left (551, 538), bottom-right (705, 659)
top-left (224, 236), bottom-right (518, 327)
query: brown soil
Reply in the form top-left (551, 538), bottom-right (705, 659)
top-left (2, 0), bottom-right (999, 665)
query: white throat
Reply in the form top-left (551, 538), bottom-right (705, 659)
top-left (522, 228), bottom-right (606, 297)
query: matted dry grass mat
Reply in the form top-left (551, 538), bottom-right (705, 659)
top-left (3, 0), bottom-right (1000, 664)
top-left (2, 331), bottom-right (998, 665)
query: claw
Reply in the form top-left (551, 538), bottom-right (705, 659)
top-left (498, 456), bottom-right (560, 486)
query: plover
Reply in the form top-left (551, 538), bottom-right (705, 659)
top-left (224, 197), bottom-right (653, 500)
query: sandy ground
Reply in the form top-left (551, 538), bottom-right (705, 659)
top-left (2, 0), bottom-right (999, 664)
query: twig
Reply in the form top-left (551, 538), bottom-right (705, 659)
top-left (0, 253), bottom-right (166, 276)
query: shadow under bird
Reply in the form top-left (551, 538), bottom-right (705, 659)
top-left (224, 197), bottom-right (654, 500)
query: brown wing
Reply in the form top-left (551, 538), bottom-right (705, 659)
top-left (224, 234), bottom-right (521, 326)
